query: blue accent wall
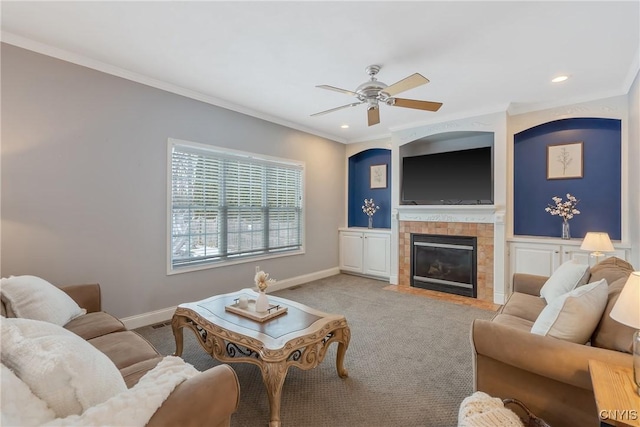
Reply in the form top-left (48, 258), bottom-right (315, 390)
top-left (514, 118), bottom-right (621, 240)
top-left (348, 149), bottom-right (391, 228)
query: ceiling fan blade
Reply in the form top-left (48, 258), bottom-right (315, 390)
top-left (392, 98), bottom-right (443, 112)
top-left (316, 85), bottom-right (358, 96)
top-left (383, 73), bottom-right (429, 97)
top-left (310, 102), bottom-right (363, 117)
top-left (367, 107), bottom-right (380, 126)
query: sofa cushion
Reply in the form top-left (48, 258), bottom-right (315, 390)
top-left (0, 363), bottom-right (56, 426)
top-left (531, 279), bottom-right (608, 343)
top-left (589, 257), bottom-right (634, 284)
top-left (0, 317), bottom-right (127, 418)
top-left (64, 311), bottom-right (126, 340)
top-left (539, 260), bottom-right (590, 303)
top-left (492, 313), bottom-right (535, 331)
top-left (499, 292), bottom-right (547, 323)
top-left (120, 357), bottom-right (164, 388)
top-left (591, 276), bottom-right (636, 353)
top-left (0, 275), bottom-right (86, 326)
top-left (89, 331), bottom-right (161, 372)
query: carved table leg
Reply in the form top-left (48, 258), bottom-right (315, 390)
top-left (260, 360), bottom-right (289, 427)
top-left (171, 315), bottom-right (185, 357)
top-left (336, 325), bottom-right (351, 378)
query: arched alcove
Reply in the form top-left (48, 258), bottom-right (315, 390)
top-left (348, 148), bottom-right (391, 228)
top-left (513, 117), bottom-right (621, 239)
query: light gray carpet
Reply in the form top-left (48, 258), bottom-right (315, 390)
top-left (135, 274), bottom-right (495, 427)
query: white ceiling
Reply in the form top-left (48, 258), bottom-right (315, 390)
top-left (2, 1), bottom-right (639, 144)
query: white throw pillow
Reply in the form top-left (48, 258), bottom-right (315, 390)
top-left (1, 363), bottom-right (56, 426)
top-left (0, 275), bottom-right (86, 325)
top-left (531, 279), bottom-right (608, 343)
top-left (1, 317), bottom-right (127, 418)
top-left (539, 260), bottom-right (590, 303)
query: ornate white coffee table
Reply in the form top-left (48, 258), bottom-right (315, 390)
top-left (171, 289), bottom-right (351, 427)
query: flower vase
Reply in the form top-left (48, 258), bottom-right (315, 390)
top-left (367, 216), bottom-right (373, 229)
top-left (255, 290), bottom-right (269, 313)
top-left (561, 220), bottom-right (570, 240)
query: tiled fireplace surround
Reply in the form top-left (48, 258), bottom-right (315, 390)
top-left (394, 206), bottom-right (506, 304)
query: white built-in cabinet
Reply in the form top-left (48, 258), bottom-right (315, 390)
top-left (339, 228), bottom-right (391, 279)
top-left (508, 236), bottom-right (630, 279)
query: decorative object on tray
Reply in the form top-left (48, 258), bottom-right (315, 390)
top-left (225, 296), bottom-right (288, 322)
top-left (254, 266), bottom-right (276, 313)
top-left (362, 198), bottom-right (380, 229)
top-left (544, 193), bottom-right (580, 239)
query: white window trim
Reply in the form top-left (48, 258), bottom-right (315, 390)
top-left (166, 138), bottom-right (305, 275)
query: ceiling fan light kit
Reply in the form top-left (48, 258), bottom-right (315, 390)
top-left (312, 64), bottom-right (443, 126)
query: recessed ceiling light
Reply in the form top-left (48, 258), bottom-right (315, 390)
top-left (551, 75), bottom-right (570, 83)
top-left (340, 124), bottom-right (349, 129)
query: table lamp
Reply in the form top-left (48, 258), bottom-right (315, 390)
top-left (580, 232), bottom-right (614, 265)
top-left (610, 272), bottom-right (640, 395)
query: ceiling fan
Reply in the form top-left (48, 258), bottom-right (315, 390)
top-left (311, 65), bottom-right (443, 126)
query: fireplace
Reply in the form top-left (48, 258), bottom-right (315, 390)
top-left (410, 233), bottom-right (477, 297)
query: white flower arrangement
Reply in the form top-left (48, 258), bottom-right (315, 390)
top-left (545, 193), bottom-right (580, 220)
top-left (362, 198), bottom-right (380, 217)
top-left (254, 267), bottom-right (276, 292)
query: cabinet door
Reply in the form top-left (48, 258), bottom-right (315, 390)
top-left (510, 243), bottom-right (561, 277)
top-left (363, 233), bottom-right (390, 278)
top-left (339, 232), bottom-right (363, 273)
top-left (561, 247), bottom-right (590, 265)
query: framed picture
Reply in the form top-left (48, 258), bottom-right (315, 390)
top-left (547, 142), bottom-right (583, 180)
top-left (370, 164), bottom-right (387, 189)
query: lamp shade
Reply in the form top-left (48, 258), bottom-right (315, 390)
top-left (580, 232), bottom-right (615, 253)
top-left (610, 272), bottom-right (640, 329)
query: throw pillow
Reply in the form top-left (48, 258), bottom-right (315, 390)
top-left (539, 260), bottom-right (590, 303)
top-left (591, 276), bottom-right (636, 353)
top-left (0, 275), bottom-right (86, 325)
top-left (531, 279), bottom-right (608, 344)
top-left (1, 317), bottom-right (127, 418)
top-left (0, 363), bottom-right (56, 426)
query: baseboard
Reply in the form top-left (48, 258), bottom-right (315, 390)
top-left (120, 266), bottom-right (341, 329)
top-left (493, 292), bottom-right (506, 305)
top-left (267, 266), bottom-right (340, 292)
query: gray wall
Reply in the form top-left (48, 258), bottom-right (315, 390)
top-left (1, 44), bottom-right (346, 318)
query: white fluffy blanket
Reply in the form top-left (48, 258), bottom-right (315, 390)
top-left (42, 356), bottom-right (199, 427)
top-left (458, 391), bottom-right (524, 427)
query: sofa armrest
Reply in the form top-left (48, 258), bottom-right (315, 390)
top-left (512, 273), bottom-right (548, 296)
top-left (60, 284), bottom-right (101, 313)
top-left (471, 318), bottom-right (633, 391)
top-left (146, 364), bottom-right (240, 427)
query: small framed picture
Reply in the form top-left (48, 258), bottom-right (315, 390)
top-left (547, 142), bottom-right (583, 180)
top-left (370, 164), bottom-right (387, 189)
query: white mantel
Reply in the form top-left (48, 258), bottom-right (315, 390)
top-left (394, 205), bottom-right (504, 224)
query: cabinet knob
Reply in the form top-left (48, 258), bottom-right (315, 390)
top-left (554, 251), bottom-right (559, 254)
top-left (564, 251), bottom-right (569, 255)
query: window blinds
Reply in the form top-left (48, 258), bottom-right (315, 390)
top-left (170, 141), bottom-right (303, 269)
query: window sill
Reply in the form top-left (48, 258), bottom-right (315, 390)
top-left (167, 249), bottom-right (305, 275)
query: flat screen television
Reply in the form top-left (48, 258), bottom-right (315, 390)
top-left (401, 146), bottom-right (493, 205)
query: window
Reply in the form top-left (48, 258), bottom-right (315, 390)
top-left (168, 139), bottom-right (304, 272)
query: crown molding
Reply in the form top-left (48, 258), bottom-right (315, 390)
top-left (0, 31), bottom-right (347, 144)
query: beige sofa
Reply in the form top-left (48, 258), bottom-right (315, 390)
top-left (1, 282), bottom-right (240, 427)
top-left (471, 257), bottom-right (636, 427)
